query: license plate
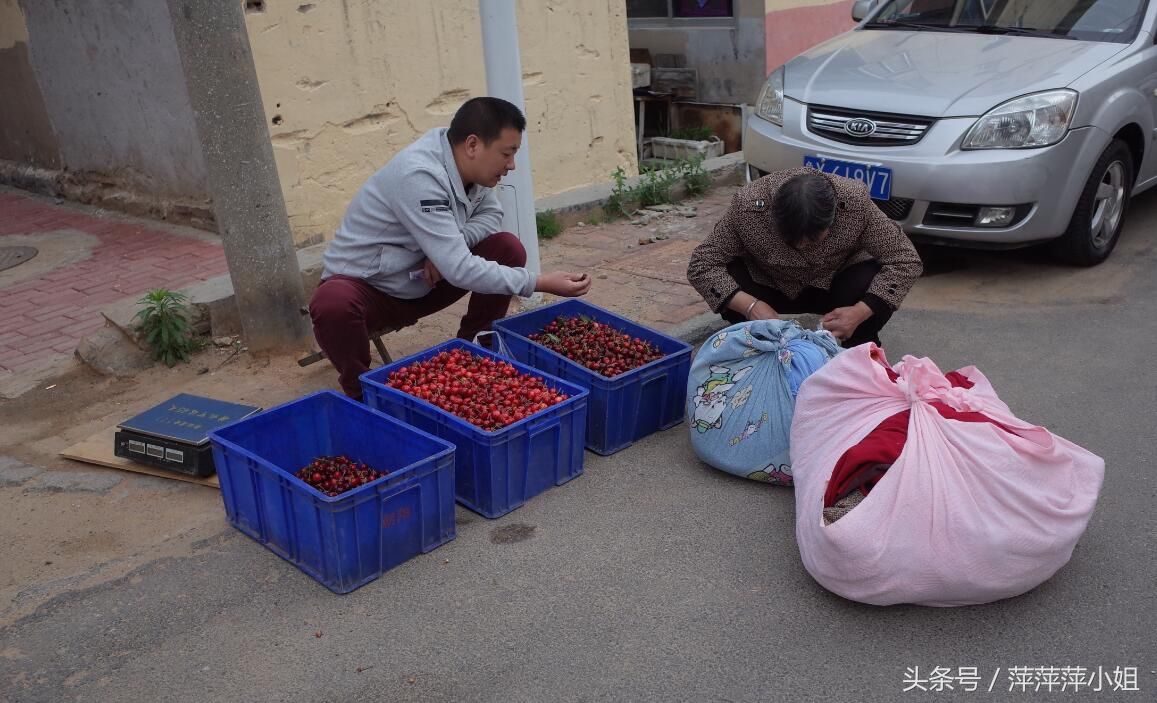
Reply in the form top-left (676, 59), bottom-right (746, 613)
top-left (804, 155), bottom-right (893, 200)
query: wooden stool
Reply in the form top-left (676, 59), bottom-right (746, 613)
top-left (297, 307), bottom-right (399, 368)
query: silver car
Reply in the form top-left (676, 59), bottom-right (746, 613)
top-left (743, 0), bottom-right (1157, 265)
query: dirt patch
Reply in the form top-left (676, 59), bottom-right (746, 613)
top-left (54, 530), bottom-right (123, 557)
top-left (0, 474), bottom-right (226, 625)
top-left (0, 346), bottom-right (341, 623)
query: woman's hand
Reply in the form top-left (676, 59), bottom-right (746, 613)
top-left (746, 300), bottom-right (779, 321)
top-left (822, 302), bottom-right (873, 341)
top-left (728, 292), bottom-right (778, 321)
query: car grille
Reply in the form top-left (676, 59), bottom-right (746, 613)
top-left (872, 197), bottom-right (914, 221)
top-left (807, 106), bottom-right (934, 146)
top-left (923, 202), bottom-right (980, 227)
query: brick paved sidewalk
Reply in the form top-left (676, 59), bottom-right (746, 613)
top-left (538, 190), bottom-right (733, 330)
top-left (0, 188), bottom-right (227, 389)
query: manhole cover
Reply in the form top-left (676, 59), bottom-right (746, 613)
top-left (0, 246), bottom-right (38, 272)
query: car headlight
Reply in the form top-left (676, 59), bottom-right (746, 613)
top-left (962, 90), bottom-right (1078, 150)
top-left (755, 66), bottom-right (785, 126)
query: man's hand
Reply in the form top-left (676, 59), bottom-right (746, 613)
top-left (536, 271), bottom-right (592, 297)
top-left (822, 302), bottom-right (873, 342)
top-left (423, 258), bottom-right (442, 286)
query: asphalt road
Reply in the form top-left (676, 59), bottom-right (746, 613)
top-left (3, 194), bottom-right (1156, 702)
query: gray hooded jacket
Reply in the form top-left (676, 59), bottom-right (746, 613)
top-left (321, 128), bottom-right (535, 299)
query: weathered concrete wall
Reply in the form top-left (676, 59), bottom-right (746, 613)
top-left (13, 0), bottom-right (208, 200)
top-left (244, 1), bottom-right (639, 246)
top-left (765, 0), bottom-right (857, 73)
top-left (627, 0), bottom-right (767, 106)
top-left (0, 0), bottom-right (59, 167)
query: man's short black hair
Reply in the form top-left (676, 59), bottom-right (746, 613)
top-left (772, 171), bottom-right (837, 246)
top-left (447, 97), bottom-right (526, 145)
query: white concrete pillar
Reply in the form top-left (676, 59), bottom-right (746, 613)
top-left (479, 0), bottom-right (542, 281)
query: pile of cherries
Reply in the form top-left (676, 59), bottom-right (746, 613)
top-left (530, 315), bottom-right (664, 377)
top-left (296, 455), bottom-right (384, 497)
top-left (386, 349), bottom-right (568, 431)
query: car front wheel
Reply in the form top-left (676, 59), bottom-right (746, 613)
top-left (1053, 139), bottom-right (1133, 266)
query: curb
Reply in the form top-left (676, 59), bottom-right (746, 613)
top-left (0, 158), bottom-right (215, 232)
top-left (536, 152), bottom-right (745, 226)
top-left (664, 311), bottom-right (824, 348)
top-left (665, 312), bottom-right (728, 347)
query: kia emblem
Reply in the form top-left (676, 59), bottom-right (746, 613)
top-left (844, 118), bottom-right (877, 137)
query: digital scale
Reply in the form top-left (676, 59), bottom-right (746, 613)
top-left (113, 393), bottom-right (261, 478)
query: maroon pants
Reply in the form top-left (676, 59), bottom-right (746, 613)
top-left (309, 232), bottom-right (527, 398)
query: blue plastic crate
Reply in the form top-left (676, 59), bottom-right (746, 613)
top-left (208, 390), bottom-right (456, 594)
top-left (360, 339), bottom-right (588, 519)
top-left (492, 299), bottom-right (693, 455)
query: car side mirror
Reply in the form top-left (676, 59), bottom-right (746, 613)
top-left (852, 0), bottom-right (876, 22)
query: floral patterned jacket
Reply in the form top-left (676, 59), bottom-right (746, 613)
top-left (687, 167), bottom-right (923, 315)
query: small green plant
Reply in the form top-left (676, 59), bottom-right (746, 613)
top-left (536, 210), bottom-right (564, 239)
top-left (634, 166), bottom-right (680, 208)
top-left (604, 166), bottom-right (632, 219)
top-left (679, 156), bottom-right (711, 198)
top-left (602, 158), bottom-right (712, 220)
top-left (134, 289), bottom-right (196, 367)
top-left (667, 126), bottom-right (715, 141)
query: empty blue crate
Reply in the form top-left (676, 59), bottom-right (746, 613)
top-left (493, 299), bottom-right (692, 455)
top-left (208, 390), bottom-right (456, 594)
top-left (360, 338), bottom-right (588, 519)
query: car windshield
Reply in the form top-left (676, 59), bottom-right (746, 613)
top-left (865, 0), bottom-right (1150, 43)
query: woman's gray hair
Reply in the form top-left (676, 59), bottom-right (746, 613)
top-left (771, 172), bottom-right (837, 246)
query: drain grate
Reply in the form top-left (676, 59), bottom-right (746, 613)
top-left (0, 246), bottom-right (38, 272)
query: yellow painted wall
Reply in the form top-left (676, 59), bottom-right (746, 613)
top-left (0, 0), bottom-right (28, 47)
top-left (244, 1), bottom-right (638, 246)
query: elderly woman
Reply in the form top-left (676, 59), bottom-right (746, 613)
top-left (687, 168), bottom-right (923, 346)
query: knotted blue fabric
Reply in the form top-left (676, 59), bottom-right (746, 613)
top-left (687, 319), bottom-right (841, 485)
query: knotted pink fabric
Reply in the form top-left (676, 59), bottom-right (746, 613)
top-left (791, 344), bottom-right (1105, 607)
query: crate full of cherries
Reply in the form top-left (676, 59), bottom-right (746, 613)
top-left (359, 339), bottom-right (589, 519)
top-left (493, 299), bottom-right (693, 455)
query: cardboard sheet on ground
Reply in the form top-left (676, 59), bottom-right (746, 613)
top-left (60, 425), bottom-right (220, 489)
